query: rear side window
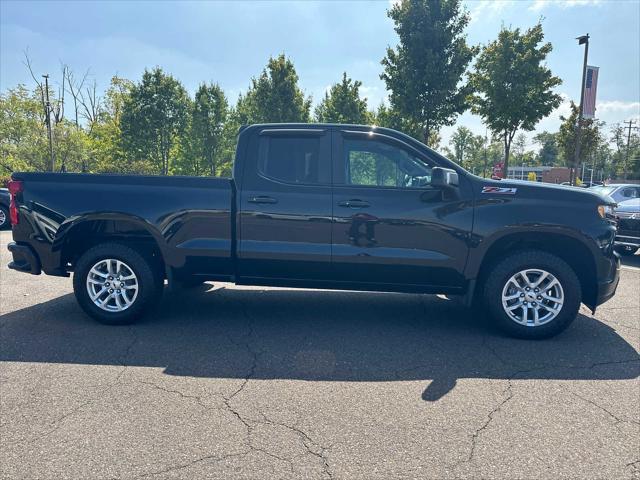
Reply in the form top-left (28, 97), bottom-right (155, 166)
top-left (258, 136), bottom-right (329, 185)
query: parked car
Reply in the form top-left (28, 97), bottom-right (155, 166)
top-left (590, 183), bottom-right (640, 203)
top-left (0, 188), bottom-right (10, 230)
top-left (6, 123), bottom-right (620, 339)
top-left (580, 181), bottom-right (604, 188)
top-left (614, 198), bottom-right (640, 256)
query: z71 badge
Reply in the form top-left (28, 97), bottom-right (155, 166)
top-left (481, 186), bottom-right (517, 194)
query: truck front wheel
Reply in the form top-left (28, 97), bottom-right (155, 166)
top-left (483, 250), bottom-right (582, 339)
top-left (73, 243), bottom-right (162, 325)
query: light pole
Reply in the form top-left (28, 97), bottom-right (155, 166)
top-left (572, 34), bottom-right (590, 186)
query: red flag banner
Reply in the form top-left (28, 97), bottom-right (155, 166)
top-left (583, 65), bottom-right (599, 119)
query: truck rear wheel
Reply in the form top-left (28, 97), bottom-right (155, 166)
top-left (483, 250), bottom-right (581, 339)
top-left (73, 243), bottom-right (162, 325)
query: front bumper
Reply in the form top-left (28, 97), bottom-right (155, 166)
top-left (595, 252), bottom-right (620, 307)
top-left (7, 242), bottom-right (41, 275)
top-left (615, 234), bottom-right (640, 248)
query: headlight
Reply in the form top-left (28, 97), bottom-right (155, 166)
top-left (597, 205), bottom-right (614, 218)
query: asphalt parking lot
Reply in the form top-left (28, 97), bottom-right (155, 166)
top-left (1, 229), bottom-right (638, 480)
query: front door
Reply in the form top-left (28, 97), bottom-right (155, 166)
top-left (331, 129), bottom-right (473, 291)
top-left (238, 128), bottom-right (333, 281)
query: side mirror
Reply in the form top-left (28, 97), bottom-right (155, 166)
top-left (431, 167), bottom-right (459, 189)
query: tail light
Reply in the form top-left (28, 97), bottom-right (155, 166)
top-left (7, 180), bottom-right (23, 225)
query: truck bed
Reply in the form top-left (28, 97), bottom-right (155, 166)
top-left (10, 172), bottom-right (235, 278)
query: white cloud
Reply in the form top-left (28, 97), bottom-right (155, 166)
top-left (468, 0), bottom-right (515, 23)
top-left (596, 100), bottom-right (640, 114)
top-left (529, 0), bottom-right (603, 12)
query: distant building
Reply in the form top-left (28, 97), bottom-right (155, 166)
top-left (507, 166), bottom-right (570, 184)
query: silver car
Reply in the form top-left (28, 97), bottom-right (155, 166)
top-left (590, 183), bottom-right (640, 203)
top-left (614, 198), bottom-right (640, 255)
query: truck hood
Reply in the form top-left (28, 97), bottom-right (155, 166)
top-left (479, 179), bottom-right (616, 205)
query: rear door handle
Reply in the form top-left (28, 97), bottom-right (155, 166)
top-left (248, 196), bottom-right (278, 204)
top-left (338, 199), bottom-right (370, 208)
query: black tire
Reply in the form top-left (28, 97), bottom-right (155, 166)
top-left (73, 243), bottom-right (162, 325)
top-left (482, 250), bottom-right (581, 339)
top-left (0, 205), bottom-right (9, 230)
top-left (615, 245), bottom-right (638, 256)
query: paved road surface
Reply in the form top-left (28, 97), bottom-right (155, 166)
top-left (1, 230), bottom-right (638, 479)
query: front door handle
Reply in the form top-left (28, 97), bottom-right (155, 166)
top-left (338, 199), bottom-right (370, 208)
top-left (248, 196), bottom-right (278, 204)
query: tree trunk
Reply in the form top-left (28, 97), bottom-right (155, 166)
top-left (503, 132), bottom-right (511, 180)
top-left (423, 121), bottom-right (430, 147)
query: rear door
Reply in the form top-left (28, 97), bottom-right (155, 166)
top-left (331, 129), bottom-right (473, 291)
top-left (237, 128), bottom-right (333, 281)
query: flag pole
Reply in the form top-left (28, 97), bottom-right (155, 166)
top-left (572, 34), bottom-right (590, 186)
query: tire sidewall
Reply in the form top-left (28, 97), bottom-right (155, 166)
top-left (73, 243), bottom-right (159, 325)
top-left (484, 251), bottom-right (582, 339)
top-left (0, 205), bottom-right (9, 230)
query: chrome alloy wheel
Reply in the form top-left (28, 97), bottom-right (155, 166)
top-left (501, 269), bottom-right (564, 327)
top-left (86, 259), bottom-right (139, 312)
top-left (0, 208), bottom-right (6, 227)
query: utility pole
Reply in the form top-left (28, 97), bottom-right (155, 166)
top-left (623, 119), bottom-right (637, 180)
top-left (42, 74), bottom-right (54, 172)
top-left (572, 34), bottom-right (590, 186)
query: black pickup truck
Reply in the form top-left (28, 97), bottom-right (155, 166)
top-left (7, 123), bottom-right (620, 338)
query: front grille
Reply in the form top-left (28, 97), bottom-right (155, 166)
top-left (617, 218), bottom-right (640, 234)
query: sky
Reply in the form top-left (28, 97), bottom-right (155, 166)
top-left (1, 0), bottom-right (639, 149)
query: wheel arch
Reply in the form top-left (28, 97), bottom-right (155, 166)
top-left (55, 213), bottom-right (168, 278)
top-left (472, 230), bottom-right (598, 308)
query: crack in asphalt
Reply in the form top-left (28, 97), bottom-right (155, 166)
top-left (251, 413), bottom-right (335, 480)
top-left (565, 388), bottom-right (640, 431)
top-left (135, 308), bottom-right (334, 479)
top-left (457, 378), bottom-right (515, 469)
top-left (134, 450), bottom-right (252, 478)
top-left (4, 327), bottom-right (139, 446)
top-left (137, 380), bottom-right (213, 411)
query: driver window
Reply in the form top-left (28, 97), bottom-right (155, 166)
top-left (344, 138), bottom-right (432, 188)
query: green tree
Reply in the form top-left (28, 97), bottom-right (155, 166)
top-left (315, 72), bottom-right (371, 124)
top-left (449, 126), bottom-right (474, 168)
top-left (609, 123), bottom-right (640, 180)
top-left (89, 76), bottom-right (141, 173)
top-left (557, 101), bottom-right (601, 171)
top-left (381, 0), bottom-right (476, 146)
top-left (178, 83), bottom-right (228, 176)
top-left (464, 133), bottom-right (489, 175)
top-left (237, 54), bottom-right (311, 124)
top-left (55, 120), bottom-right (90, 172)
top-left (0, 84), bottom-right (91, 174)
top-left (0, 85), bottom-right (49, 174)
top-left (120, 68), bottom-right (190, 175)
top-left (469, 23), bottom-right (562, 178)
top-left (375, 103), bottom-right (421, 139)
top-left (533, 131), bottom-right (559, 166)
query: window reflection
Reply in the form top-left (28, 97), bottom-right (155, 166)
top-left (345, 138), bottom-right (432, 188)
